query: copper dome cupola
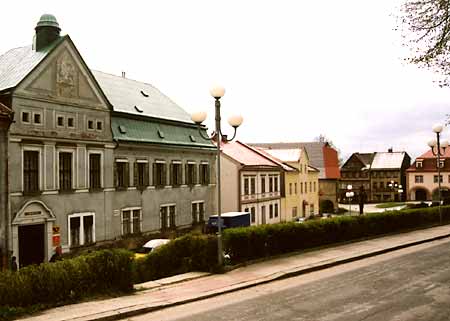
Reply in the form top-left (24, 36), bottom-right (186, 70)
top-left (33, 14), bottom-right (61, 51)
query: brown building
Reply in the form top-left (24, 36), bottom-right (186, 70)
top-left (340, 149), bottom-right (411, 203)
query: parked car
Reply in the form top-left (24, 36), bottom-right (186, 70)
top-left (294, 217), bottom-right (305, 223)
top-left (134, 239), bottom-right (170, 259)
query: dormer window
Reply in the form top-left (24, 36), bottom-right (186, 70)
top-left (416, 161), bottom-right (423, 168)
top-left (439, 160), bottom-right (445, 168)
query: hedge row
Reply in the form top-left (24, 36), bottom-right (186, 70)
top-left (0, 249), bottom-right (133, 308)
top-left (222, 206), bottom-right (450, 263)
top-left (132, 234), bottom-right (217, 284)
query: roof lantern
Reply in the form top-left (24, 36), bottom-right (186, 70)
top-left (36, 14), bottom-right (61, 29)
top-left (34, 14), bottom-right (61, 51)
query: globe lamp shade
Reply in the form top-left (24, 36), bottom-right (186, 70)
top-left (433, 123), bottom-right (443, 133)
top-left (228, 115), bottom-right (243, 128)
top-left (191, 111), bottom-right (207, 124)
top-left (210, 85), bottom-right (225, 99)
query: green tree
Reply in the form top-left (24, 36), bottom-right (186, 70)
top-left (399, 0), bottom-right (450, 86)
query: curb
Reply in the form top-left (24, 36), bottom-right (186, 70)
top-left (74, 231), bottom-right (450, 321)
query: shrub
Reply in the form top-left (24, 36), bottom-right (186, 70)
top-left (0, 249), bottom-right (133, 309)
top-left (132, 234), bottom-right (217, 284)
top-left (223, 205), bottom-right (450, 263)
top-left (320, 200), bottom-right (335, 213)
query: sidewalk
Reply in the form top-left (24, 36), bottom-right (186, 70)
top-left (22, 225), bottom-right (450, 321)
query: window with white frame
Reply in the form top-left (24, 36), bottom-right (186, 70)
top-left (243, 176), bottom-right (256, 195)
top-left (191, 201), bottom-right (205, 223)
top-left (434, 175), bottom-right (443, 183)
top-left (160, 204), bottom-right (176, 229)
top-left (68, 212), bottom-right (95, 247)
top-left (269, 176), bottom-right (273, 193)
top-left (289, 183), bottom-right (292, 195)
top-left (121, 208), bottom-right (141, 235)
top-left (250, 207), bottom-right (256, 223)
top-left (269, 204), bottom-right (274, 219)
top-left (415, 175), bottom-right (424, 183)
top-left (274, 176), bottom-right (279, 192)
top-left (294, 183), bottom-right (297, 194)
top-left (416, 161), bottom-right (423, 168)
top-left (153, 161), bottom-right (166, 187)
top-left (274, 203), bottom-right (279, 217)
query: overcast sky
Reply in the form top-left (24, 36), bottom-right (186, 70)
top-left (2, 0), bottom-right (450, 161)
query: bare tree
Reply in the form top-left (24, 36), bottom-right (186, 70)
top-left (399, 0), bottom-right (450, 86)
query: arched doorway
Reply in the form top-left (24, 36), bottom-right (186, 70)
top-left (12, 201), bottom-right (55, 268)
top-left (415, 189), bottom-right (427, 201)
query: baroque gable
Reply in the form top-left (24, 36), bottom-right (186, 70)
top-left (15, 37), bottom-right (109, 110)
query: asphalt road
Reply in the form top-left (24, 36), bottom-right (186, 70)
top-left (129, 238), bottom-right (450, 321)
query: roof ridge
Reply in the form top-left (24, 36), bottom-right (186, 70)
top-left (92, 69), bottom-right (159, 90)
top-left (237, 141), bottom-right (282, 167)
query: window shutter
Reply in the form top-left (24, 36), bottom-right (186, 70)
top-left (124, 162), bottom-right (130, 187)
top-left (113, 162), bottom-right (117, 187)
top-left (169, 163), bottom-right (174, 186)
top-left (185, 163), bottom-right (189, 185)
top-left (153, 163), bottom-right (157, 186)
top-left (206, 165), bottom-right (210, 184)
top-left (134, 162), bottom-right (138, 187)
top-left (144, 163), bottom-right (149, 186)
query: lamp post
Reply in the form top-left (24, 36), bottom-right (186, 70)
top-left (388, 180), bottom-right (398, 202)
top-left (398, 186), bottom-right (403, 201)
top-left (428, 123), bottom-right (449, 225)
top-left (345, 185), bottom-right (354, 215)
top-left (191, 86), bottom-right (243, 266)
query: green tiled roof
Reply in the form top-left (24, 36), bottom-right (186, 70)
top-left (112, 116), bottom-right (215, 149)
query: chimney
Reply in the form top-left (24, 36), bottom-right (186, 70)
top-left (388, 147), bottom-right (393, 153)
top-left (122, 72), bottom-right (126, 78)
top-left (34, 14), bottom-right (61, 51)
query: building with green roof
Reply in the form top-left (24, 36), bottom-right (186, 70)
top-left (0, 14), bottom-right (216, 268)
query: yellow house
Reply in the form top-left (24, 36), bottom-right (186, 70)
top-left (258, 148), bottom-right (320, 219)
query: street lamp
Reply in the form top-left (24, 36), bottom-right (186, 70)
top-left (191, 86), bottom-right (243, 266)
top-left (345, 185), bottom-right (354, 215)
top-left (428, 123), bottom-right (449, 225)
top-left (388, 180), bottom-right (398, 202)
